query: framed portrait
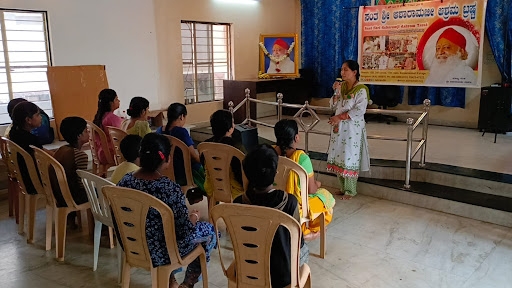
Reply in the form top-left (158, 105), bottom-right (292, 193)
top-left (259, 33), bottom-right (299, 78)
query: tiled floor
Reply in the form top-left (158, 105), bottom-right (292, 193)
top-left (254, 115), bottom-right (512, 175)
top-left (1, 192), bottom-right (511, 288)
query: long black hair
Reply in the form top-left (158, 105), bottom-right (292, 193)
top-left (243, 144), bottom-right (278, 190)
top-left (10, 101), bottom-right (40, 132)
top-left (343, 60), bottom-right (360, 81)
top-left (127, 96), bottom-right (149, 118)
top-left (139, 133), bottom-right (171, 172)
top-left (164, 103), bottom-right (187, 132)
top-left (7, 98), bottom-right (27, 119)
top-left (210, 109), bottom-right (233, 141)
top-left (93, 88), bottom-right (117, 127)
top-left (274, 119), bottom-right (298, 156)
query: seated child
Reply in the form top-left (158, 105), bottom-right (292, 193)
top-left (124, 96), bottom-right (151, 137)
top-left (111, 135), bottom-right (142, 184)
top-left (5, 98), bottom-right (54, 144)
top-left (188, 110), bottom-right (244, 205)
top-left (53, 117), bottom-right (90, 227)
top-left (156, 103), bottom-right (205, 192)
top-left (233, 144), bottom-right (309, 288)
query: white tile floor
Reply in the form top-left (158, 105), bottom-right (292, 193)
top-left (1, 193), bottom-right (511, 288)
top-left (2, 117), bottom-right (511, 288)
top-left (255, 115), bottom-right (512, 174)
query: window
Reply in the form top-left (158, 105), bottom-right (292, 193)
top-left (181, 21), bottom-right (232, 104)
top-left (0, 10), bottom-right (51, 124)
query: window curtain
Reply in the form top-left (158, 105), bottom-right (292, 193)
top-left (485, 0), bottom-right (511, 83)
top-left (301, 0), bottom-right (371, 98)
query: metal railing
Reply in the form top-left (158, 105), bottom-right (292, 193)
top-left (228, 88), bottom-right (431, 189)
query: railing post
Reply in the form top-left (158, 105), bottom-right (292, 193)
top-left (244, 88), bottom-right (251, 125)
top-left (304, 101), bottom-right (310, 153)
top-left (277, 93), bottom-right (283, 121)
top-left (228, 101), bottom-right (234, 114)
top-left (419, 99), bottom-right (431, 168)
top-left (404, 117), bottom-right (414, 190)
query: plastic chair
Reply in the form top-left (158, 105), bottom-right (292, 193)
top-left (31, 146), bottom-right (93, 261)
top-left (102, 186), bottom-right (209, 288)
top-left (275, 156), bottom-right (326, 259)
top-left (76, 170), bottom-right (121, 281)
top-left (86, 120), bottom-right (115, 177)
top-left (210, 203), bottom-right (311, 288)
top-left (106, 126), bottom-right (127, 166)
top-left (161, 135), bottom-right (196, 193)
top-left (5, 139), bottom-right (52, 248)
top-left (197, 142), bottom-right (248, 216)
top-left (0, 137), bottom-right (20, 222)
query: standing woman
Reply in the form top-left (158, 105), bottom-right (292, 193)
top-left (124, 96), bottom-right (151, 137)
top-left (327, 60), bottom-right (370, 200)
top-left (92, 88), bottom-right (122, 166)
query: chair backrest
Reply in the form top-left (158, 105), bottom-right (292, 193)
top-left (102, 186), bottom-right (184, 270)
top-left (77, 170), bottom-right (115, 227)
top-left (210, 203), bottom-right (302, 288)
top-left (197, 142), bottom-right (248, 203)
top-left (86, 120), bottom-right (115, 167)
top-left (106, 126), bottom-right (127, 165)
top-left (0, 137), bottom-right (15, 176)
top-left (4, 139), bottom-right (50, 204)
top-left (31, 145), bottom-right (77, 208)
top-left (275, 156), bottom-right (310, 218)
top-left (161, 135), bottom-right (194, 189)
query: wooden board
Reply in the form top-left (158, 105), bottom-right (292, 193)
top-left (47, 65), bottom-right (108, 140)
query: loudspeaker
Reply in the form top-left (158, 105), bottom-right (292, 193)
top-left (232, 124), bottom-right (259, 153)
top-left (478, 87), bottom-right (512, 131)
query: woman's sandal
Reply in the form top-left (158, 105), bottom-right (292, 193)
top-left (340, 194), bottom-right (353, 200)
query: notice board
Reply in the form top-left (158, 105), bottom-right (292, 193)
top-left (47, 65), bottom-right (109, 140)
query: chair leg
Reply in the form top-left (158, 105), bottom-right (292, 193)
top-left (116, 245), bottom-right (123, 284)
top-left (87, 209), bottom-right (95, 239)
top-left (108, 226), bottom-right (115, 249)
top-left (320, 212), bottom-right (326, 259)
top-left (55, 208), bottom-right (69, 262)
top-left (13, 183), bottom-right (19, 224)
top-left (27, 196), bottom-right (37, 244)
top-left (76, 210), bottom-right (83, 231)
top-left (199, 252), bottom-right (209, 288)
top-left (121, 257), bottom-right (131, 288)
top-left (305, 274), bottom-right (312, 288)
top-left (18, 192), bottom-right (25, 235)
top-left (45, 206), bottom-right (53, 251)
top-left (7, 178), bottom-right (14, 217)
top-left (154, 267), bottom-right (170, 288)
top-left (93, 220), bottom-right (102, 271)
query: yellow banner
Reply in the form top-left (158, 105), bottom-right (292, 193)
top-left (358, 0), bottom-right (487, 88)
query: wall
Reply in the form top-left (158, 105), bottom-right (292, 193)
top-left (153, 0), bottom-right (300, 123)
top-left (0, 0), bottom-right (159, 113)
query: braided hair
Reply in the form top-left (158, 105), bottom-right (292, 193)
top-left (139, 133), bottom-right (171, 172)
top-left (93, 88), bottom-right (117, 127)
top-left (165, 103), bottom-right (187, 133)
top-left (274, 119), bottom-right (298, 156)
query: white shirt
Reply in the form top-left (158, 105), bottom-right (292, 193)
top-left (426, 61), bottom-right (476, 85)
top-left (267, 57), bottom-right (295, 74)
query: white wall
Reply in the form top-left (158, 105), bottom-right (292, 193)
top-left (153, 0), bottom-right (300, 111)
top-left (0, 0), bottom-right (159, 113)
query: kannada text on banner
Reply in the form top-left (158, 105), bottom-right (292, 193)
top-left (358, 0), bottom-right (487, 88)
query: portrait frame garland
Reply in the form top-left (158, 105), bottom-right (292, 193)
top-left (259, 33), bottom-right (299, 78)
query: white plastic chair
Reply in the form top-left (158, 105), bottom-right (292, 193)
top-left (77, 169), bottom-right (122, 282)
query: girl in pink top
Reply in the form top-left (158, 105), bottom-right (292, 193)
top-left (92, 88), bottom-right (122, 166)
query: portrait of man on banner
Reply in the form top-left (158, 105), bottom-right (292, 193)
top-left (423, 27), bottom-right (478, 86)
